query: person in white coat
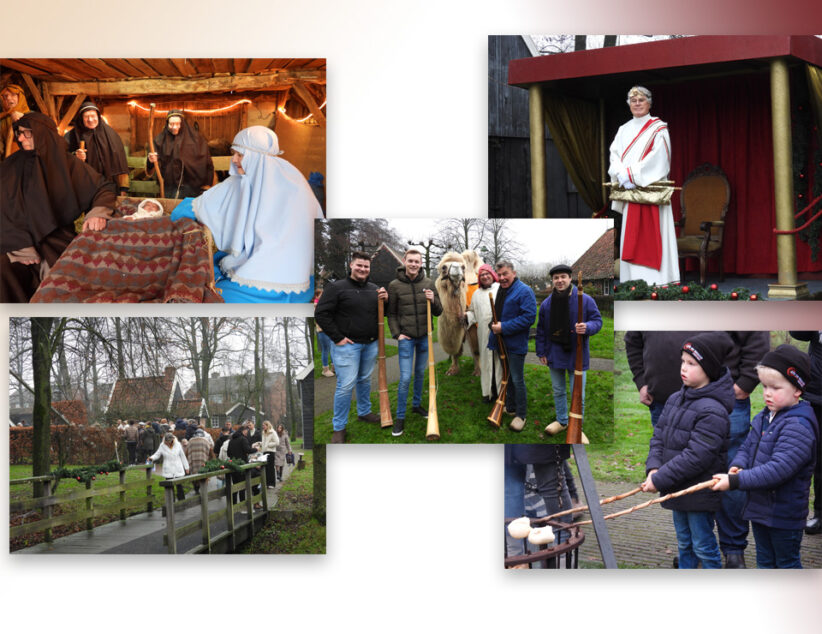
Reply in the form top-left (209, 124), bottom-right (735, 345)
top-left (148, 433), bottom-right (190, 501)
top-left (465, 264), bottom-right (503, 402)
top-left (609, 85), bottom-right (679, 286)
top-left (259, 420), bottom-right (280, 489)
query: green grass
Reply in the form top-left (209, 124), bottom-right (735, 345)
top-left (527, 315), bottom-right (614, 359)
top-left (315, 357), bottom-right (614, 444)
top-left (9, 464), bottom-right (172, 551)
top-left (239, 450), bottom-right (325, 554)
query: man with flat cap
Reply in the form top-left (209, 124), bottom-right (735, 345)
top-left (536, 264), bottom-right (602, 442)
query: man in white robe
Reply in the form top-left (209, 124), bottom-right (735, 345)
top-left (465, 264), bottom-right (502, 402)
top-left (609, 86), bottom-right (679, 285)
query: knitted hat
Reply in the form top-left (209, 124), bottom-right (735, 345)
top-left (549, 264), bottom-right (572, 277)
top-left (759, 344), bottom-right (811, 392)
top-left (681, 332), bottom-right (732, 382)
top-left (478, 263), bottom-right (498, 283)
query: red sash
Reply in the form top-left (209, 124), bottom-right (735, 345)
top-left (622, 203), bottom-right (662, 270)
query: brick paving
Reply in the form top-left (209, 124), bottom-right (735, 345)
top-left (575, 480), bottom-right (822, 569)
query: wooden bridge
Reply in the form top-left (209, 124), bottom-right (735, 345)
top-left (11, 458), bottom-right (300, 554)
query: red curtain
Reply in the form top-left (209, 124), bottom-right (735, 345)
top-left (653, 72), bottom-right (820, 276)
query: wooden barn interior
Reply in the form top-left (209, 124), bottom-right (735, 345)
top-left (0, 58), bottom-right (326, 194)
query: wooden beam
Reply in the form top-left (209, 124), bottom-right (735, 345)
top-left (57, 94), bottom-right (86, 136)
top-left (20, 73), bottom-right (50, 118)
top-left (41, 81), bottom-right (57, 121)
top-left (46, 70), bottom-right (326, 96)
top-left (292, 80), bottom-right (326, 128)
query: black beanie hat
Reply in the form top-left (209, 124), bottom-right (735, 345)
top-left (681, 332), bottom-right (732, 382)
top-left (759, 344), bottom-right (811, 392)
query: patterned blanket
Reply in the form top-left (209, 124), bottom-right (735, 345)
top-left (31, 216), bottom-right (223, 303)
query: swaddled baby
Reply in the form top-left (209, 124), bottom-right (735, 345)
top-left (126, 198), bottom-right (164, 220)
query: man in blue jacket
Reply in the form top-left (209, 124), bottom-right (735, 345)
top-left (538, 264), bottom-right (602, 443)
top-left (489, 260), bottom-right (536, 432)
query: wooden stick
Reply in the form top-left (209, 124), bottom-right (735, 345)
top-left (535, 487), bottom-right (643, 524)
top-left (377, 296), bottom-right (392, 428)
top-left (566, 270), bottom-right (584, 444)
top-left (486, 293), bottom-right (508, 428)
top-left (148, 103), bottom-right (165, 198)
top-left (425, 299), bottom-right (439, 441)
top-left (569, 479), bottom-right (719, 527)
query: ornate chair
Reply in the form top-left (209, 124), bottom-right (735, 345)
top-left (676, 163), bottom-right (730, 285)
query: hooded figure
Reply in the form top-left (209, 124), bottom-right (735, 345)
top-left (148, 110), bottom-right (214, 198)
top-left (173, 125), bottom-right (322, 302)
top-left (0, 84), bottom-right (30, 157)
top-left (1, 112), bottom-right (115, 302)
top-left (65, 101), bottom-right (129, 190)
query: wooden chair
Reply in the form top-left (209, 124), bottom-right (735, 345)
top-left (676, 163), bottom-right (730, 284)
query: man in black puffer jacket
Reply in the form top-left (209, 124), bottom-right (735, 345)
top-left (643, 332), bottom-right (734, 569)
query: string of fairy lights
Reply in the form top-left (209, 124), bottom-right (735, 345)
top-left (126, 97), bottom-right (327, 124)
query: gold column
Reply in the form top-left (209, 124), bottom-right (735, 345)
top-left (768, 57), bottom-right (809, 299)
top-left (529, 84), bottom-right (547, 218)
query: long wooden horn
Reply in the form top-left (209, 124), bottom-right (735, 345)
top-left (377, 296), bottom-right (392, 428)
top-left (566, 270), bottom-right (584, 444)
top-left (487, 293), bottom-right (508, 428)
top-left (148, 103), bottom-right (165, 198)
top-left (425, 299), bottom-right (439, 441)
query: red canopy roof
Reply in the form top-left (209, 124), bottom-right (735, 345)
top-left (509, 36), bottom-right (822, 96)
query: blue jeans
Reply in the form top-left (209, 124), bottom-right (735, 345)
top-left (672, 510), bottom-right (722, 568)
top-left (317, 330), bottom-right (334, 367)
top-left (550, 367), bottom-right (586, 425)
top-left (505, 352), bottom-right (527, 418)
top-left (330, 341), bottom-right (378, 431)
top-left (504, 461), bottom-right (571, 557)
top-left (716, 397), bottom-right (751, 555)
top-left (396, 336), bottom-right (427, 419)
top-left (751, 522), bottom-right (804, 568)
top-left (649, 400), bottom-right (665, 427)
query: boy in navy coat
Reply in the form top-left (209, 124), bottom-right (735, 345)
top-left (712, 344), bottom-right (818, 568)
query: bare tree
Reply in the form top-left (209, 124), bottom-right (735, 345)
top-left (480, 218), bottom-right (525, 267)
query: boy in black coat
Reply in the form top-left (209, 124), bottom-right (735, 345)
top-left (642, 333), bottom-right (734, 568)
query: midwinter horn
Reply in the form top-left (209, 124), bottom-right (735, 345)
top-left (566, 270), bottom-right (584, 444)
top-left (377, 295), bottom-right (392, 428)
top-left (487, 293), bottom-right (508, 428)
top-left (426, 298), bottom-right (440, 441)
top-left (148, 103), bottom-right (165, 198)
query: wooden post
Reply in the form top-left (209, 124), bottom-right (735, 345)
top-left (528, 84), bottom-right (547, 219)
top-left (245, 470), bottom-right (254, 523)
top-left (163, 483), bottom-right (177, 554)
top-left (119, 470), bottom-right (126, 521)
top-left (199, 477), bottom-right (211, 553)
top-left (225, 473), bottom-right (236, 552)
top-left (260, 464), bottom-right (269, 511)
top-left (768, 57), bottom-right (809, 299)
top-left (43, 479), bottom-right (53, 543)
top-left (599, 98), bottom-right (607, 209)
top-left (85, 480), bottom-right (93, 531)
top-left (145, 466), bottom-right (153, 513)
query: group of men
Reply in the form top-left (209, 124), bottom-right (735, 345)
top-left (315, 249), bottom-right (603, 442)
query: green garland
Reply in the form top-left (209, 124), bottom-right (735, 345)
top-left (614, 280), bottom-right (762, 301)
top-left (52, 459), bottom-right (126, 485)
top-left (202, 458), bottom-right (247, 474)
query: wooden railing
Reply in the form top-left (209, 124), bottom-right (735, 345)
top-left (10, 464), bottom-right (155, 543)
top-left (160, 462), bottom-right (269, 554)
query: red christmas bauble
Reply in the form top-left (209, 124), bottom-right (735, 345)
top-left (710, 284), bottom-right (718, 291)
top-left (650, 292), bottom-right (658, 300)
top-left (750, 294), bottom-right (758, 301)
top-left (731, 292), bottom-right (739, 300)
top-left (682, 286), bottom-right (690, 294)
top-left (675, 282), bottom-right (681, 286)
top-left (662, 285), bottom-right (668, 289)
top-left (630, 286), bottom-right (636, 291)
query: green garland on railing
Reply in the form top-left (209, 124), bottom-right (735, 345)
top-left (614, 280), bottom-right (761, 301)
top-left (52, 459), bottom-right (127, 485)
top-left (201, 458), bottom-right (247, 474)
